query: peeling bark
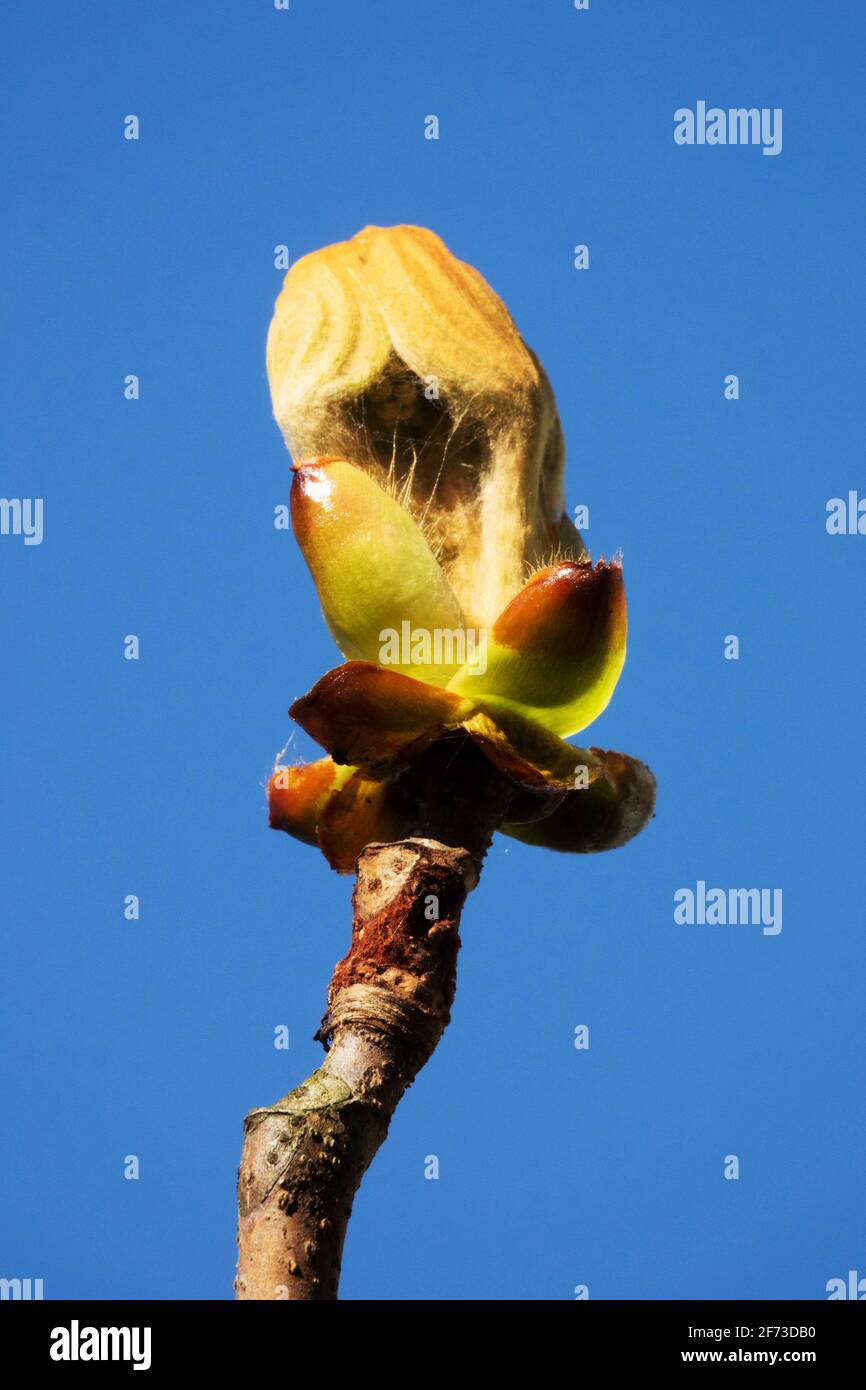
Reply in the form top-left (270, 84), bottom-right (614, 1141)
top-left (235, 838), bottom-right (474, 1300)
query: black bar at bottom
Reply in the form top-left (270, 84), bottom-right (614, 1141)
top-left (2, 1297), bottom-right (861, 1373)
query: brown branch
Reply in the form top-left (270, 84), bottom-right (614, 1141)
top-left (235, 737), bottom-right (508, 1301)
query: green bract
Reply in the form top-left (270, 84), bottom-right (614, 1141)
top-left (291, 458), bottom-right (467, 687)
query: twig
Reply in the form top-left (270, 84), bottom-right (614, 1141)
top-left (235, 740), bottom-right (508, 1300)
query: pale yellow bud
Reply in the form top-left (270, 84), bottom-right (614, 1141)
top-left (266, 225), bottom-right (580, 627)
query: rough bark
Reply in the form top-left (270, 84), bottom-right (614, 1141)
top-left (235, 737), bottom-right (508, 1301)
top-left (234, 838), bottom-right (473, 1300)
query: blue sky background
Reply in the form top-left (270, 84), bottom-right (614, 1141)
top-left (2, 1), bottom-right (865, 1301)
